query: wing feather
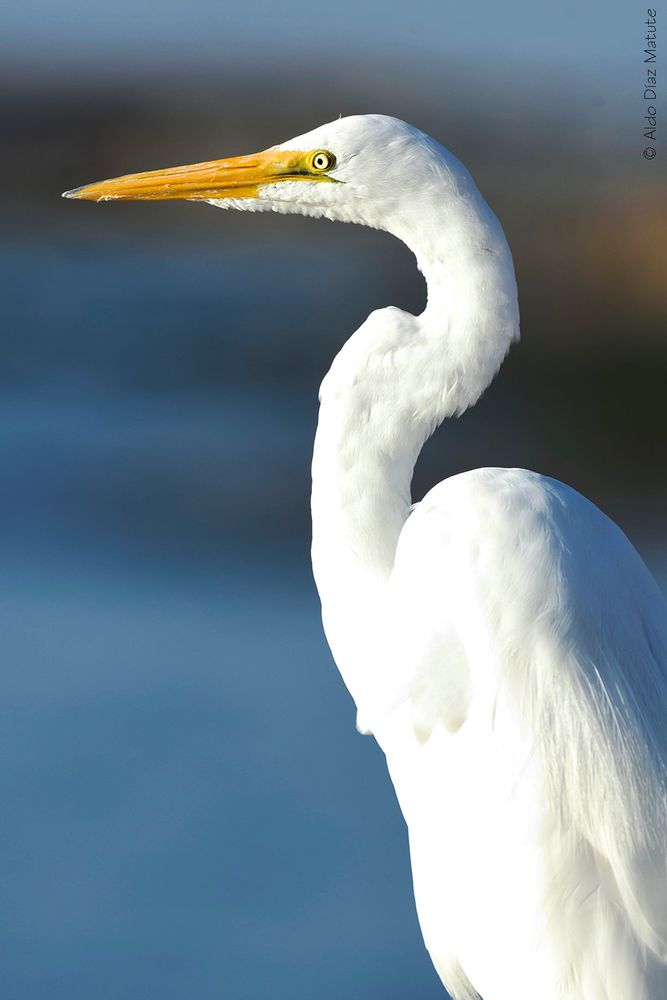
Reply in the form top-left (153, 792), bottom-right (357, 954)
top-left (380, 468), bottom-right (667, 998)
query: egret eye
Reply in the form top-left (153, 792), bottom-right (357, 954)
top-left (311, 150), bottom-right (335, 172)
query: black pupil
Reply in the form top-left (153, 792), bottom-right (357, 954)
top-left (316, 155), bottom-right (327, 168)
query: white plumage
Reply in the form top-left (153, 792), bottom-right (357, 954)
top-left (66, 114), bottom-right (667, 1000)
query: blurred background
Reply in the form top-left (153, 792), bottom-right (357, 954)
top-left (1, 2), bottom-right (665, 998)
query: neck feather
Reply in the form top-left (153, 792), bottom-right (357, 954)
top-left (310, 194), bottom-right (519, 698)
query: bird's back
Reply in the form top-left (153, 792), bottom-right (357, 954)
top-left (373, 467), bottom-right (667, 1000)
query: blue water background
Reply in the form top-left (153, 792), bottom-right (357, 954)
top-left (2, 224), bottom-right (665, 1000)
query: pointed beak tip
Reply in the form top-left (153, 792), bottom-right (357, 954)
top-left (62, 185), bottom-right (120, 202)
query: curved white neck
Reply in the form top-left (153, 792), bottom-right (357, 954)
top-left (310, 192), bottom-right (519, 709)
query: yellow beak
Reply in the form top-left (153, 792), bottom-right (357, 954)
top-left (63, 147), bottom-right (333, 202)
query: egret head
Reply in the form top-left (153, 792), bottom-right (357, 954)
top-left (63, 114), bottom-right (476, 237)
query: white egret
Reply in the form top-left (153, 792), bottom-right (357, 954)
top-left (65, 115), bottom-right (667, 1000)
